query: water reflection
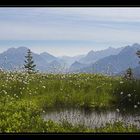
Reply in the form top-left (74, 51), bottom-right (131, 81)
top-left (42, 108), bottom-right (140, 128)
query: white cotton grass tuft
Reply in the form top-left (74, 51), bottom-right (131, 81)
top-left (116, 108), bottom-right (120, 112)
top-left (134, 105), bottom-right (138, 108)
top-left (42, 86), bottom-right (46, 89)
top-left (127, 94), bottom-right (131, 97)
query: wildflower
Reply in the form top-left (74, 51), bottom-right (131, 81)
top-left (23, 81), bottom-right (28, 84)
top-left (120, 92), bottom-right (123, 95)
top-left (29, 93), bottom-right (32, 95)
top-left (116, 108), bottom-right (120, 112)
top-left (127, 94), bottom-right (131, 97)
top-left (120, 81), bottom-right (124, 84)
top-left (137, 102), bottom-right (140, 105)
top-left (42, 86), bottom-right (46, 89)
top-left (134, 105), bottom-right (138, 108)
top-left (3, 90), bottom-right (7, 95)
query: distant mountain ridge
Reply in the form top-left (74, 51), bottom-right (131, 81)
top-left (77, 43), bottom-right (140, 75)
top-left (59, 55), bottom-right (85, 66)
top-left (40, 52), bottom-right (57, 63)
top-left (69, 61), bottom-right (88, 72)
top-left (0, 44), bottom-right (140, 77)
top-left (0, 47), bottom-right (49, 71)
top-left (79, 47), bottom-right (123, 64)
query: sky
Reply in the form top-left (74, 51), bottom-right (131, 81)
top-left (0, 8), bottom-right (140, 56)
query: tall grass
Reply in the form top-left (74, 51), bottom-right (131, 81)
top-left (113, 79), bottom-right (140, 112)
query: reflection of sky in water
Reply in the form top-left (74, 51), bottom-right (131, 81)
top-left (42, 109), bottom-right (140, 129)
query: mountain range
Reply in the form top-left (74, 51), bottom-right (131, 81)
top-left (0, 43), bottom-right (140, 77)
top-left (71, 43), bottom-right (140, 77)
top-left (79, 47), bottom-right (123, 64)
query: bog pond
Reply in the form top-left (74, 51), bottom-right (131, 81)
top-left (42, 108), bottom-right (140, 129)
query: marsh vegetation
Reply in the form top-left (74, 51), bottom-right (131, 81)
top-left (0, 71), bottom-right (140, 132)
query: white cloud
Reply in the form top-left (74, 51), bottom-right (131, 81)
top-left (0, 20), bottom-right (140, 43)
top-left (0, 8), bottom-right (140, 56)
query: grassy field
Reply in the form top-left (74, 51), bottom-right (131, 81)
top-left (0, 71), bottom-right (140, 132)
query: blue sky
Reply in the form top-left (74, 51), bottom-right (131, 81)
top-left (0, 8), bottom-right (140, 56)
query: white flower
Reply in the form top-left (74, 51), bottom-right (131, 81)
top-left (116, 108), bottom-right (120, 112)
top-left (127, 94), bottom-right (131, 97)
top-left (134, 105), bottom-right (138, 108)
top-left (120, 92), bottom-right (123, 95)
top-left (42, 86), bottom-right (46, 89)
top-left (120, 81), bottom-right (124, 84)
top-left (23, 81), bottom-right (28, 84)
top-left (137, 102), bottom-right (140, 105)
top-left (3, 90), bottom-right (7, 95)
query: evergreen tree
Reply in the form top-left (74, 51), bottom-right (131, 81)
top-left (124, 67), bottom-right (133, 80)
top-left (24, 49), bottom-right (36, 74)
top-left (136, 50), bottom-right (140, 64)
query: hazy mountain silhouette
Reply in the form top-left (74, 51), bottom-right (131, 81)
top-left (40, 52), bottom-right (57, 63)
top-left (0, 44), bottom-right (140, 76)
top-left (59, 55), bottom-right (85, 66)
top-left (78, 43), bottom-right (140, 75)
top-left (69, 61), bottom-right (88, 72)
top-left (0, 47), bottom-right (57, 71)
top-left (79, 47), bottom-right (123, 64)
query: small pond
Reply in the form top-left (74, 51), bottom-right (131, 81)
top-left (42, 108), bottom-right (140, 129)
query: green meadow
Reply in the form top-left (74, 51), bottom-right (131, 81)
top-left (0, 71), bottom-right (140, 132)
